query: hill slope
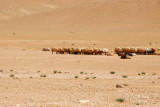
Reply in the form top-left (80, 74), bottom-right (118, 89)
top-left (0, 0), bottom-right (160, 41)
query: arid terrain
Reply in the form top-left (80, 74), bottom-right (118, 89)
top-left (0, 0), bottom-right (160, 106)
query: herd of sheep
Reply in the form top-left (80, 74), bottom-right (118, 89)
top-left (42, 47), bottom-right (160, 56)
top-left (50, 47), bottom-right (112, 55)
top-left (115, 47), bottom-right (159, 55)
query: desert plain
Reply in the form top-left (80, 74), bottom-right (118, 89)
top-left (0, 0), bottom-right (160, 107)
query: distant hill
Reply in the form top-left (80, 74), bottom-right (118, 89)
top-left (0, 0), bottom-right (160, 41)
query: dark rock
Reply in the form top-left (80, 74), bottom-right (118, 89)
top-left (116, 84), bottom-right (123, 88)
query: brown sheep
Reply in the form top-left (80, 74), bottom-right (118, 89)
top-left (77, 48), bottom-right (82, 54)
top-left (145, 48), bottom-right (156, 55)
top-left (72, 48), bottom-right (81, 54)
top-left (68, 48), bottom-right (74, 54)
top-left (151, 48), bottom-right (156, 53)
top-left (83, 48), bottom-right (90, 55)
top-left (130, 47), bottom-right (137, 53)
top-left (51, 48), bottom-right (58, 54)
top-left (137, 48), bottom-right (146, 54)
top-left (97, 48), bottom-right (103, 55)
top-left (63, 48), bottom-right (70, 54)
top-left (107, 52), bottom-right (114, 56)
top-left (42, 48), bottom-right (50, 51)
top-left (88, 48), bottom-right (94, 55)
top-left (57, 48), bottom-right (64, 54)
top-left (122, 47), bottom-right (130, 53)
top-left (115, 47), bottom-right (123, 54)
top-left (120, 53), bottom-right (131, 59)
top-left (93, 48), bottom-right (99, 55)
top-left (154, 50), bottom-right (160, 55)
top-left (80, 48), bottom-right (85, 55)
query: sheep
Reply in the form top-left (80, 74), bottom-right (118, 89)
top-left (120, 53), bottom-right (131, 59)
top-left (72, 48), bottom-right (81, 54)
top-left (122, 47), bottom-right (130, 53)
top-left (102, 48), bottom-right (109, 55)
top-left (145, 48), bottom-right (156, 55)
top-left (157, 47), bottom-right (160, 51)
top-left (137, 48), bottom-right (146, 54)
top-left (115, 47), bottom-right (123, 54)
top-left (68, 48), bottom-right (74, 54)
top-left (77, 48), bottom-right (82, 54)
top-left (130, 47), bottom-right (137, 53)
top-left (107, 52), bottom-right (114, 56)
top-left (63, 48), bottom-right (69, 54)
top-left (81, 47), bottom-right (85, 55)
top-left (57, 48), bottom-right (64, 54)
top-left (154, 50), bottom-right (160, 55)
top-left (151, 48), bottom-right (156, 53)
top-left (42, 48), bottom-right (50, 51)
top-left (97, 48), bottom-right (103, 55)
top-left (89, 48), bottom-right (94, 55)
top-left (51, 48), bottom-right (58, 54)
top-left (93, 48), bottom-right (99, 55)
top-left (83, 48), bottom-right (91, 55)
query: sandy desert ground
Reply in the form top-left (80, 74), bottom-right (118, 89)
top-left (0, 0), bottom-right (160, 107)
top-left (0, 41), bottom-right (160, 107)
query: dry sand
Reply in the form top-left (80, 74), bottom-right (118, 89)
top-left (0, 42), bottom-right (160, 106)
top-left (0, 0), bottom-right (160, 106)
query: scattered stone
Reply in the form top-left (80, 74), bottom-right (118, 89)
top-left (16, 104), bottom-right (21, 107)
top-left (123, 84), bottom-right (129, 86)
top-left (79, 100), bottom-right (90, 103)
top-left (116, 84), bottom-right (123, 88)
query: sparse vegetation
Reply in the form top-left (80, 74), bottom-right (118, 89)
top-left (85, 73), bottom-right (88, 74)
top-left (149, 42), bottom-right (152, 46)
top-left (14, 77), bottom-right (18, 79)
top-left (58, 71), bottom-right (62, 73)
top-left (93, 77), bottom-right (96, 79)
top-left (40, 74), bottom-right (47, 78)
top-left (85, 77), bottom-right (89, 80)
top-left (75, 75), bottom-right (78, 78)
top-left (141, 72), bottom-right (146, 75)
top-left (54, 70), bottom-right (57, 74)
top-left (10, 70), bottom-right (13, 72)
top-left (0, 70), bottom-right (3, 72)
top-left (30, 76), bottom-right (33, 78)
top-left (110, 71), bottom-right (115, 74)
top-left (122, 75), bottom-right (128, 78)
top-left (136, 102), bottom-right (140, 105)
top-left (10, 74), bottom-right (14, 77)
top-left (80, 72), bottom-right (84, 74)
top-left (152, 73), bottom-right (156, 75)
top-left (37, 71), bottom-right (40, 73)
top-left (116, 98), bottom-right (124, 102)
top-left (138, 73), bottom-right (141, 75)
